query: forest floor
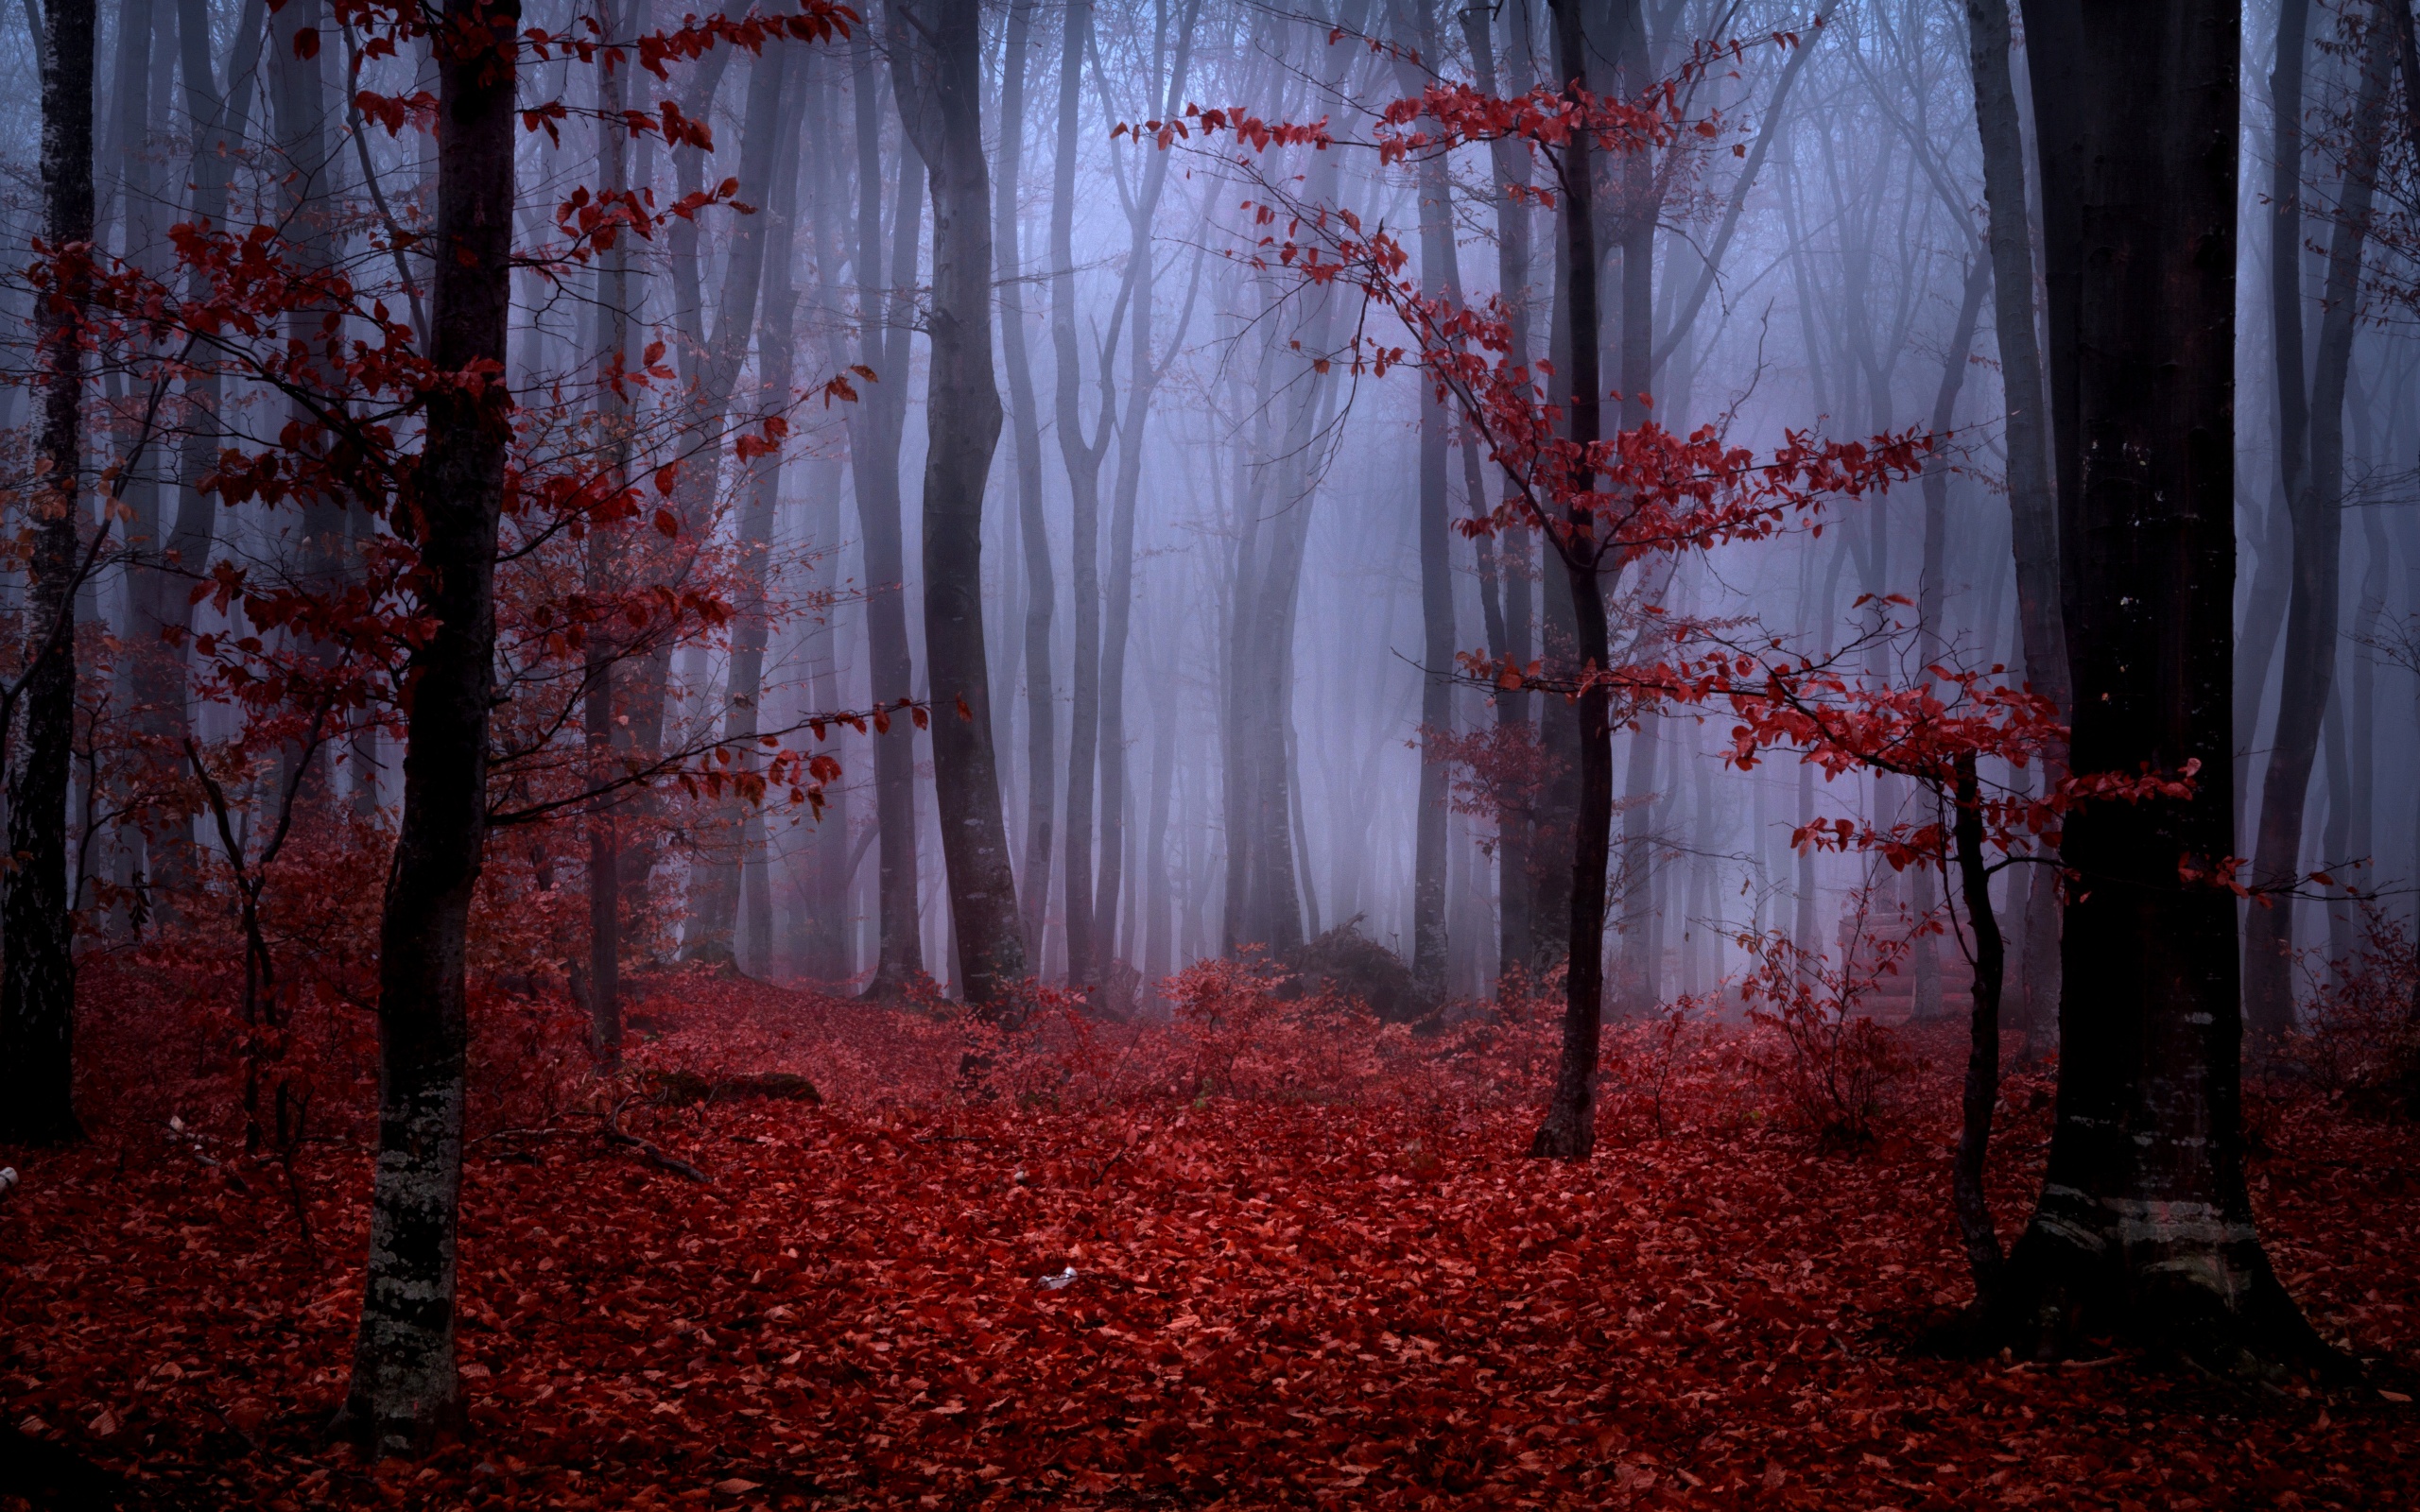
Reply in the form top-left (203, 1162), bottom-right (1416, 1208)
top-left (3, 972), bottom-right (2417, 1510)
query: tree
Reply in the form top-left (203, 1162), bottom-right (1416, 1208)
top-left (1158, 27), bottom-right (1926, 1159)
top-left (848, 17), bottom-right (926, 995)
top-left (994, 0), bottom-right (1056, 962)
top-left (2244, 0), bottom-right (2399, 1049)
top-left (0, 0), bottom-right (97, 1145)
top-left (1998, 0), bottom-right (2336, 1367)
top-left (1962, 0), bottom-right (2066, 1043)
top-left (337, 0), bottom-right (522, 1449)
top-left (889, 0), bottom-right (1028, 1006)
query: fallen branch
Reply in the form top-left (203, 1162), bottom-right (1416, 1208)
top-left (604, 1102), bottom-right (711, 1184)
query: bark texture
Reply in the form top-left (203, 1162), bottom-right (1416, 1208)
top-left (0, 0), bottom-right (97, 1145)
top-left (340, 0), bottom-right (516, 1451)
top-left (2243, 7), bottom-right (2394, 1048)
top-left (1529, 0), bottom-right (1614, 1160)
top-left (1999, 0), bottom-right (2333, 1368)
top-left (850, 25), bottom-right (925, 993)
top-left (890, 0), bottom-right (1027, 1005)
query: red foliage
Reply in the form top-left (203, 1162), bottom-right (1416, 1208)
top-left (5, 977), bottom-right (2414, 1507)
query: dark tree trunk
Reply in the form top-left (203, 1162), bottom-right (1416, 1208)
top-left (0, 0), bottom-right (97, 1145)
top-left (1530, 0), bottom-right (1613, 1160)
top-left (2244, 8), bottom-right (2394, 1048)
top-left (890, 0), bottom-right (1026, 1005)
top-left (994, 0), bottom-right (1055, 961)
top-left (851, 24), bottom-right (925, 993)
top-left (338, 0), bottom-right (515, 1450)
top-left (1950, 754), bottom-right (2008, 1297)
top-left (1997, 0), bottom-right (2333, 1367)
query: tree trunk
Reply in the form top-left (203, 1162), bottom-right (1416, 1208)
top-left (851, 24), bottom-right (925, 994)
top-left (994, 0), bottom-right (1055, 961)
top-left (1396, 4), bottom-right (1454, 1001)
top-left (1465, 0), bottom-right (1536, 988)
top-left (890, 0), bottom-right (1026, 1006)
top-left (682, 44), bottom-right (794, 963)
top-left (0, 0), bottom-right (96, 1145)
top-left (1093, 1), bottom-right (1201, 978)
top-left (1051, 0), bottom-right (1113, 988)
top-left (1530, 0), bottom-right (1613, 1160)
top-left (584, 0), bottom-right (635, 1065)
top-left (338, 0), bottom-right (515, 1449)
top-left (1950, 754), bottom-right (2007, 1297)
top-left (1910, 249), bottom-right (1994, 1023)
top-left (130, 0), bottom-right (264, 904)
top-left (2244, 9), bottom-right (2394, 1047)
top-left (1996, 0), bottom-right (2334, 1368)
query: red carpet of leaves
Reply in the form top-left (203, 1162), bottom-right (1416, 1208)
top-left (5, 976), bottom-right (2418, 1510)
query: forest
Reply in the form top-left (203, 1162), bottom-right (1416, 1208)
top-left (1, 0), bottom-right (2418, 1502)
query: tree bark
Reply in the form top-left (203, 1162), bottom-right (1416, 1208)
top-left (0, 0), bottom-right (96, 1145)
top-left (1529, 0), bottom-right (1613, 1160)
top-left (1996, 0), bottom-right (2335, 1367)
top-left (890, 0), bottom-right (1026, 1006)
top-left (850, 25), bottom-right (925, 994)
top-left (1051, 0), bottom-right (1115, 988)
top-left (338, 0), bottom-right (515, 1449)
top-left (2243, 9), bottom-right (2394, 1048)
top-left (1464, 0), bottom-right (1536, 988)
top-left (1910, 249), bottom-right (1993, 1023)
top-left (1962, 0), bottom-right (2060, 663)
top-left (681, 43), bottom-right (793, 963)
top-left (1395, 2), bottom-right (1455, 1002)
top-left (584, 0), bottom-right (635, 1064)
top-left (1950, 754), bottom-right (2007, 1297)
top-left (1092, 0), bottom-right (1201, 977)
top-left (994, 0), bottom-right (1056, 961)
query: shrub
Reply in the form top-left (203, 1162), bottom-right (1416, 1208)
top-left (1736, 901), bottom-right (1910, 1148)
top-left (2292, 902), bottom-right (2420, 1118)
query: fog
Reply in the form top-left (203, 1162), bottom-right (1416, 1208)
top-left (3, 0), bottom-right (2414, 1032)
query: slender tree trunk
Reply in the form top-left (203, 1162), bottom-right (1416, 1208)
top-left (584, 4), bottom-right (634, 1065)
top-left (1530, 0), bottom-right (1613, 1160)
top-left (617, 45), bottom-right (730, 964)
top-left (1051, 0), bottom-right (1114, 987)
top-left (682, 44), bottom-right (793, 962)
top-left (1950, 754), bottom-right (2007, 1297)
top-left (1466, 0), bottom-right (1536, 987)
top-left (852, 25), bottom-right (925, 993)
top-left (133, 0), bottom-right (265, 903)
top-left (1143, 657), bottom-right (1177, 992)
top-left (2244, 10), bottom-right (2393, 1048)
top-left (338, 0), bottom-right (515, 1448)
top-left (994, 0), bottom-right (1056, 961)
top-left (891, 0), bottom-right (1026, 1005)
top-left (1396, 7), bottom-right (1454, 1000)
top-left (1093, 2), bottom-right (1200, 972)
top-left (0, 0), bottom-right (97, 1144)
top-left (1997, 0), bottom-right (2333, 1366)
top-left (1910, 250), bottom-right (1993, 1022)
